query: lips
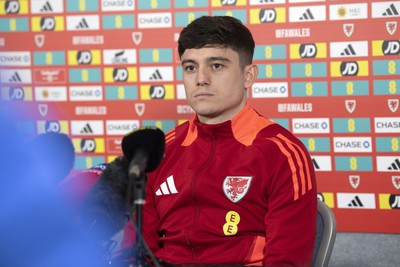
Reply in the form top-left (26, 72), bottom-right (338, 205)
top-left (194, 92), bottom-right (214, 98)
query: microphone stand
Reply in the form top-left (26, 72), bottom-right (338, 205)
top-left (126, 149), bottom-right (158, 267)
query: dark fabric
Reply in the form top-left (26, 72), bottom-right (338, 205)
top-left (312, 212), bottom-right (325, 266)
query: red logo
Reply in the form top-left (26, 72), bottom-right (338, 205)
top-left (223, 176), bottom-right (252, 203)
top-left (34, 34), bottom-right (45, 47)
top-left (392, 176), bottom-right (400, 190)
top-left (349, 175), bottom-right (360, 189)
top-left (106, 137), bottom-right (122, 154)
top-left (388, 99), bottom-right (399, 113)
top-left (345, 100), bottom-right (356, 113)
top-left (386, 21), bottom-right (397, 36)
top-left (34, 68), bottom-right (66, 84)
top-left (132, 32), bottom-right (142, 45)
top-left (343, 23), bottom-right (354, 37)
top-left (135, 103), bottom-right (145, 116)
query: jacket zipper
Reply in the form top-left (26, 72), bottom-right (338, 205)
top-left (184, 133), bottom-right (216, 260)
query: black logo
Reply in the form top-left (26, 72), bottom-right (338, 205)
top-left (76, 18), bottom-right (89, 29)
top-left (5, 1), bottom-right (20, 14)
top-left (221, 0), bottom-right (237, 6)
top-left (259, 9), bottom-right (276, 23)
top-left (299, 9), bottom-right (314, 20)
top-left (382, 40), bottom-right (400, 55)
top-left (312, 158), bottom-right (320, 170)
top-left (149, 69), bottom-right (163, 80)
top-left (113, 68), bottom-right (128, 81)
top-left (348, 195), bottom-right (363, 207)
top-left (150, 85), bottom-right (166, 99)
top-left (8, 72), bottom-right (22, 83)
top-left (40, 17), bottom-right (56, 31)
top-left (40, 2), bottom-right (53, 12)
top-left (340, 61), bottom-right (359, 76)
top-left (9, 87), bottom-right (24, 100)
top-left (382, 4), bottom-right (399, 16)
top-left (80, 123), bottom-right (93, 134)
top-left (81, 139), bottom-right (96, 152)
top-left (45, 121), bottom-right (61, 133)
top-left (77, 51), bottom-right (92, 64)
top-left (300, 44), bottom-right (317, 58)
top-left (388, 158), bottom-right (400, 170)
top-left (389, 194), bottom-right (400, 209)
top-left (340, 44), bottom-right (357, 56)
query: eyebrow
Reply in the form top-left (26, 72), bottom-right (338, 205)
top-left (181, 56), bottom-right (231, 66)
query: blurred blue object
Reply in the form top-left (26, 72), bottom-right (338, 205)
top-left (28, 131), bottom-right (76, 186)
top-left (0, 113), bottom-right (104, 267)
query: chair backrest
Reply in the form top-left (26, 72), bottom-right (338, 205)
top-left (312, 200), bottom-right (336, 267)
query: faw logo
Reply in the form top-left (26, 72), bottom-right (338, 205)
top-left (223, 176), bottom-right (253, 203)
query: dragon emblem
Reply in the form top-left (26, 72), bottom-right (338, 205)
top-left (223, 176), bottom-right (253, 203)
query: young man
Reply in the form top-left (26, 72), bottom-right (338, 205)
top-left (143, 16), bottom-right (317, 267)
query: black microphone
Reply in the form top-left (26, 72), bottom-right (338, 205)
top-left (80, 127), bottom-right (165, 251)
top-left (79, 157), bottom-right (131, 252)
top-left (121, 126), bottom-right (165, 174)
top-left (122, 126), bottom-right (165, 266)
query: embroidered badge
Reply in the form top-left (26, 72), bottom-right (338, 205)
top-left (223, 176), bottom-right (253, 203)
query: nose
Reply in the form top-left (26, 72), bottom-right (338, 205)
top-left (196, 66), bottom-right (210, 86)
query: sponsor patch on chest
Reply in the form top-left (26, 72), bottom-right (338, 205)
top-left (223, 176), bottom-right (253, 203)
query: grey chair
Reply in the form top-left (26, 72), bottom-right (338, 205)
top-left (312, 200), bottom-right (337, 267)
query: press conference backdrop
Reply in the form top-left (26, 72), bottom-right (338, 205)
top-left (0, 0), bottom-right (399, 233)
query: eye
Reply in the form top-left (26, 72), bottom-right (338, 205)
top-left (183, 65), bottom-right (195, 72)
top-left (212, 63), bottom-right (223, 70)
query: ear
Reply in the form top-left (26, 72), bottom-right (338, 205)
top-left (243, 64), bottom-right (258, 89)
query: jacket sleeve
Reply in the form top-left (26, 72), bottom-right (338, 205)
top-left (263, 135), bottom-right (317, 267)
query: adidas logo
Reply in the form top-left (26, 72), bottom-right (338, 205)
top-left (388, 158), bottom-right (400, 170)
top-left (76, 18), bottom-right (89, 29)
top-left (299, 8), bottom-right (314, 20)
top-left (80, 123), bottom-right (93, 134)
top-left (312, 158), bottom-right (320, 170)
top-left (348, 195), bottom-right (363, 207)
top-left (155, 175), bottom-right (178, 196)
top-left (9, 72), bottom-right (22, 83)
top-left (40, 2), bottom-right (53, 12)
top-left (383, 3), bottom-right (399, 16)
top-left (340, 44), bottom-right (357, 56)
top-left (149, 69), bottom-right (162, 80)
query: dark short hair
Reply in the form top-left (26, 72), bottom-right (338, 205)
top-left (178, 16), bottom-right (255, 69)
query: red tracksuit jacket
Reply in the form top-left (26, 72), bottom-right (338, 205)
top-left (143, 104), bottom-right (317, 266)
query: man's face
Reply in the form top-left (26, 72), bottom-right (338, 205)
top-left (181, 47), bottom-right (256, 124)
